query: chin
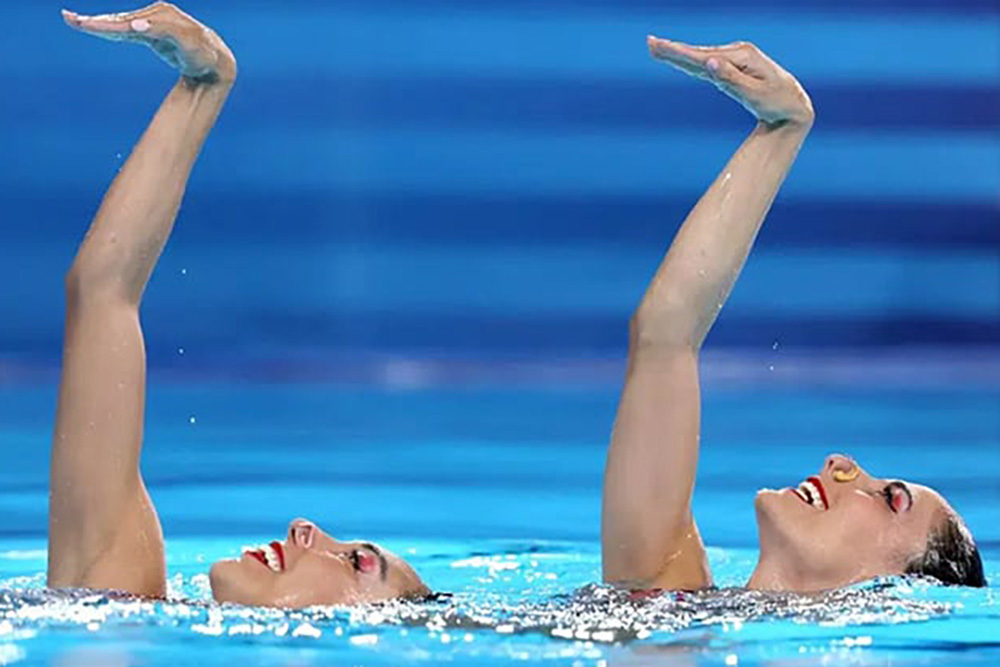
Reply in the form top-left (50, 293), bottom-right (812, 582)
top-left (753, 489), bottom-right (805, 554)
top-left (754, 488), bottom-right (785, 519)
top-left (209, 559), bottom-right (255, 605)
top-left (208, 560), bottom-right (231, 600)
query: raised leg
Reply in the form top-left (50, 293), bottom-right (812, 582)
top-left (601, 37), bottom-right (813, 590)
top-left (48, 2), bottom-right (236, 596)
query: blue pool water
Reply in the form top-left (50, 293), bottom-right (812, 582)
top-left (1, 358), bottom-right (998, 666)
top-left (0, 0), bottom-right (996, 663)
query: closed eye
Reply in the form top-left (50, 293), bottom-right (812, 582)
top-left (882, 481), bottom-right (912, 513)
top-left (349, 546), bottom-right (386, 580)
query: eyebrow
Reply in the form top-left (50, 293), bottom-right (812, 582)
top-left (362, 542), bottom-right (388, 581)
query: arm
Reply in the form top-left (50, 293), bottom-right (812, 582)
top-left (48, 2), bottom-right (236, 596)
top-left (601, 37), bottom-right (814, 589)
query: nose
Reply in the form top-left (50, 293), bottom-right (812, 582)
top-left (825, 454), bottom-right (859, 482)
top-left (288, 518), bottom-right (317, 549)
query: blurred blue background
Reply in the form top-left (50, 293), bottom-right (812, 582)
top-left (1, 0), bottom-right (999, 627)
top-left (0, 0), bottom-right (997, 376)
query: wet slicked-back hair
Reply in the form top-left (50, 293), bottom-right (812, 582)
top-left (905, 513), bottom-right (986, 588)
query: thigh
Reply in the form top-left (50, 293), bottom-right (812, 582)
top-left (47, 299), bottom-right (165, 596)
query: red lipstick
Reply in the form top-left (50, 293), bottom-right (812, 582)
top-left (807, 475), bottom-right (830, 510)
top-left (270, 541), bottom-right (286, 571)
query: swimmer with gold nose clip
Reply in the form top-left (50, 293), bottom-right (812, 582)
top-left (833, 460), bottom-right (860, 483)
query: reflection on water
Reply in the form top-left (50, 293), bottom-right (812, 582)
top-left (0, 577), bottom-right (956, 641)
top-left (2, 547), bottom-right (997, 666)
top-left (1, 376), bottom-right (997, 665)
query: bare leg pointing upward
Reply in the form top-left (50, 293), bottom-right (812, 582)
top-left (48, 3), bottom-right (236, 597)
top-left (601, 38), bottom-right (814, 591)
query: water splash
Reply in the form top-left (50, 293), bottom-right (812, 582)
top-left (0, 577), bottom-right (957, 646)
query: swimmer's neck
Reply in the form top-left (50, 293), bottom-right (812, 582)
top-left (747, 558), bottom-right (871, 593)
top-left (746, 559), bottom-right (821, 593)
top-left (746, 563), bottom-right (797, 591)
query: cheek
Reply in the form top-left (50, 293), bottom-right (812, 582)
top-left (821, 497), bottom-right (899, 556)
top-left (837, 495), bottom-right (884, 531)
top-left (272, 556), bottom-right (357, 607)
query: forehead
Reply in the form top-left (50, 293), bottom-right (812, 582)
top-left (338, 538), bottom-right (421, 591)
top-left (909, 482), bottom-right (944, 507)
top-left (384, 550), bottom-right (411, 577)
top-left (906, 482), bottom-right (949, 526)
top-left (385, 551), bottom-right (424, 590)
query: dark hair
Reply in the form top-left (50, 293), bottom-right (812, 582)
top-left (419, 591), bottom-right (453, 603)
top-left (905, 513), bottom-right (986, 588)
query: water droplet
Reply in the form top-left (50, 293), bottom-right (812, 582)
top-left (768, 365), bottom-right (775, 372)
top-left (189, 416), bottom-right (197, 425)
top-left (115, 153), bottom-right (122, 160)
top-left (772, 341), bottom-right (780, 350)
top-left (180, 268), bottom-right (187, 276)
top-left (178, 348), bottom-right (185, 356)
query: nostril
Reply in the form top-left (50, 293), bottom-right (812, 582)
top-left (288, 518), bottom-right (317, 548)
top-left (296, 523), bottom-right (315, 549)
top-left (826, 453), bottom-right (853, 469)
top-left (828, 454), bottom-right (860, 482)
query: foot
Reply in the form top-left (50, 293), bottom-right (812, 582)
top-left (63, 2), bottom-right (237, 84)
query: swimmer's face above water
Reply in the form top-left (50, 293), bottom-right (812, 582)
top-left (754, 454), bottom-right (962, 590)
top-left (208, 519), bottom-right (429, 608)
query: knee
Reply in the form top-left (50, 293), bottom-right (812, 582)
top-left (64, 249), bottom-right (129, 309)
top-left (629, 302), bottom-right (696, 352)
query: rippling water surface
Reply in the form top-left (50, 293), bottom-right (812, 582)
top-left (1, 381), bottom-right (998, 665)
top-left (3, 542), bottom-right (998, 666)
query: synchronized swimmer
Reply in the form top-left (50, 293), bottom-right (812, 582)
top-left (45, 3), bottom-right (984, 610)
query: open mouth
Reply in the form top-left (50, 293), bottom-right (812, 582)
top-left (243, 541), bottom-right (286, 573)
top-left (791, 476), bottom-right (829, 510)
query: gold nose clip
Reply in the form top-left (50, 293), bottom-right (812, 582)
top-left (833, 465), bottom-right (859, 483)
